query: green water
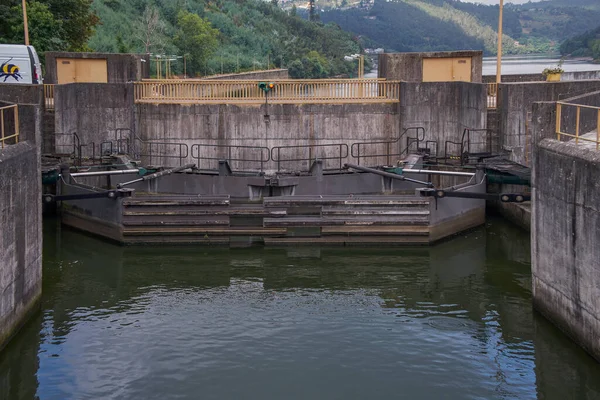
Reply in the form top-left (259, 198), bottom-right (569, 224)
top-left (1, 218), bottom-right (600, 400)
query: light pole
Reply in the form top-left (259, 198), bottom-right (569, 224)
top-left (496, 0), bottom-right (504, 84)
top-left (22, 0), bottom-right (29, 45)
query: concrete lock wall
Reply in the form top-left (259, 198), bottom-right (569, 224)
top-left (54, 83), bottom-right (135, 159)
top-left (532, 138), bottom-right (600, 362)
top-left (399, 81), bottom-right (488, 157)
top-left (45, 52), bottom-right (150, 84)
top-left (135, 102), bottom-right (400, 171)
top-left (203, 69), bottom-right (289, 81)
top-left (0, 142), bottom-right (42, 351)
top-left (379, 51), bottom-right (483, 83)
top-left (0, 84), bottom-right (44, 147)
top-left (498, 80), bottom-right (600, 166)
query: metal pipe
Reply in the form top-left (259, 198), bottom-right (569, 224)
top-left (402, 169), bottom-right (475, 177)
top-left (117, 163), bottom-right (195, 189)
top-left (344, 163), bottom-right (433, 187)
top-left (70, 169), bottom-right (142, 177)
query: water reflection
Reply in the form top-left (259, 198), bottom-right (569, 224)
top-left (1, 218), bottom-right (600, 399)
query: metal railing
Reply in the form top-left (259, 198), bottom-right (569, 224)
top-left (556, 102), bottom-right (600, 150)
top-left (487, 83), bottom-right (498, 109)
top-left (191, 143), bottom-right (270, 171)
top-left (0, 104), bottom-right (19, 149)
top-left (134, 139), bottom-right (190, 167)
top-left (134, 79), bottom-right (400, 104)
top-left (271, 143), bottom-right (349, 171)
top-left (44, 84), bottom-right (55, 110)
top-left (350, 127), bottom-right (427, 166)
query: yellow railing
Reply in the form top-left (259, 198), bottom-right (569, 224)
top-left (0, 104), bottom-right (20, 149)
top-left (134, 79), bottom-right (400, 104)
top-left (44, 84), bottom-right (55, 110)
top-left (556, 102), bottom-right (600, 150)
top-left (487, 83), bottom-right (498, 109)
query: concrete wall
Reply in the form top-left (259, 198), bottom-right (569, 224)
top-left (483, 71), bottom-right (600, 84)
top-left (45, 52), bottom-right (150, 84)
top-left (379, 51), bottom-right (483, 83)
top-left (0, 142), bottom-right (42, 351)
top-left (203, 69), bottom-right (289, 81)
top-left (399, 81), bottom-right (488, 157)
top-left (0, 84), bottom-right (44, 146)
top-left (135, 102), bottom-right (400, 171)
top-left (498, 80), bottom-right (600, 166)
top-left (532, 138), bottom-right (600, 362)
top-left (54, 83), bottom-right (135, 159)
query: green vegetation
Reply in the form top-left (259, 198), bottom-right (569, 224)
top-left (560, 26), bottom-right (600, 61)
top-left (0, 0), bottom-right (99, 53)
top-left (321, 0), bottom-right (600, 55)
top-left (88, 0), bottom-right (365, 78)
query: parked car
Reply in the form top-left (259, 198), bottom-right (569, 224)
top-left (0, 44), bottom-right (43, 84)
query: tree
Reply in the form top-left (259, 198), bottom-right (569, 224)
top-left (290, 5), bottom-right (297, 17)
top-left (136, 6), bottom-right (166, 54)
top-left (174, 11), bottom-right (219, 76)
top-left (0, 0), bottom-right (97, 52)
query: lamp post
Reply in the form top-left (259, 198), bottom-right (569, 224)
top-left (22, 0), bottom-right (30, 45)
top-left (496, 0), bottom-right (504, 84)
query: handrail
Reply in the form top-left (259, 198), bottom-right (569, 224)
top-left (0, 104), bottom-right (19, 149)
top-left (556, 102), bottom-right (600, 150)
top-left (134, 79), bottom-right (400, 104)
top-left (191, 143), bottom-right (270, 171)
top-left (487, 83), bottom-right (498, 109)
top-left (44, 84), bottom-right (55, 110)
top-left (271, 143), bottom-right (349, 171)
top-left (350, 127), bottom-right (426, 165)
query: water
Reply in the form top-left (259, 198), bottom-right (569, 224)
top-left (2, 217), bottom-right (600, 400)
top-left (483, 54), bottom-right (600, 76)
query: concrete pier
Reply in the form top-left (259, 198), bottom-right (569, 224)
top-left (0, 142), bottom-right (42, 351)
top-left (532, 138), bottom-right (600, 362)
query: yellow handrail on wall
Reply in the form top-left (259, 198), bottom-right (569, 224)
top-left (0, 104), bottom-right (19, 149)
top-left (487, 83), bottom-right (498, 109)
top-left (133, 79), bottom-right (400, 104)
top-left (556, 102), bottom-right (600, 150)
top-left (44, 84), bottom-right (55, 110)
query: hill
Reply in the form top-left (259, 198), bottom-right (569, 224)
top-left (89, 0), bottom-right (366, 78)
top-left (321, 0), bottom-right (600, 55)
top-left (560, 26), bottom-right (600, 60)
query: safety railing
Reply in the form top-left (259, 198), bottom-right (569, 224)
top-left (487, 83), bottom-right (498, 109)
top-left (0, 104), bottom-right (19, 149)
top-left (44, 84), bottom-right (55, 110)
top-left (271, 143), bottom-right (349, 171)
top-left (134, 79), bottom-right (400, 104)
top-left (350, 127), bottom-right (427, 166)
top-left (191, 144), bottom-right (270, 171)
top-left (134, 139), bottom-right (190, 167)
top-left (556, 102), bottom-right (600, 150)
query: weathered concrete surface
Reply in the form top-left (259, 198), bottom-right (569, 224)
top-left (45, 52), bottom-right (150, 84)
top-left (203, 69), bottom-right (289, 81)
top-left (484, 71), bottom-right (600, 84)
top-left (532, 138), bottom-right (600, 362)
top-left (0, 142), bottom-right (42, 352)
top-left (136, 102), bottom-right (400, 171)
top-left (379, 51), bottom-right (483, 83)
top-left (54, 83), bottom-right (135, 158)
top-left (498, 80), bottom-right (600, 165)
top-left (0, 84), bottom-right (44, 146)
top-left (400, 81), bottom-right (488, 156)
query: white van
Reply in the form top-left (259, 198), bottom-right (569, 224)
top-left (0, 44), bottom-right (43, 84)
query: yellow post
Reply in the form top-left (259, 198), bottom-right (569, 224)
top-left (556, 103), bottom-right (562, 141)
top-left (496, 0), bottom-right (503, 85)
top-left (22, 0), bottom-right (29, 45)
top-left (575, 106), bottom-right (580, 145)
top-left (597, 109), bottom-right (599, 150)
top-left (1, 108), bottom-right (4, 149)
top-left (14, 106), bottom-right (19, 144)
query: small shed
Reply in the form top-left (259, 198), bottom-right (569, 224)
top-left (44, 52), bottom-right (150, 84)
top-left (378, 51), bottom-right (483, 83)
